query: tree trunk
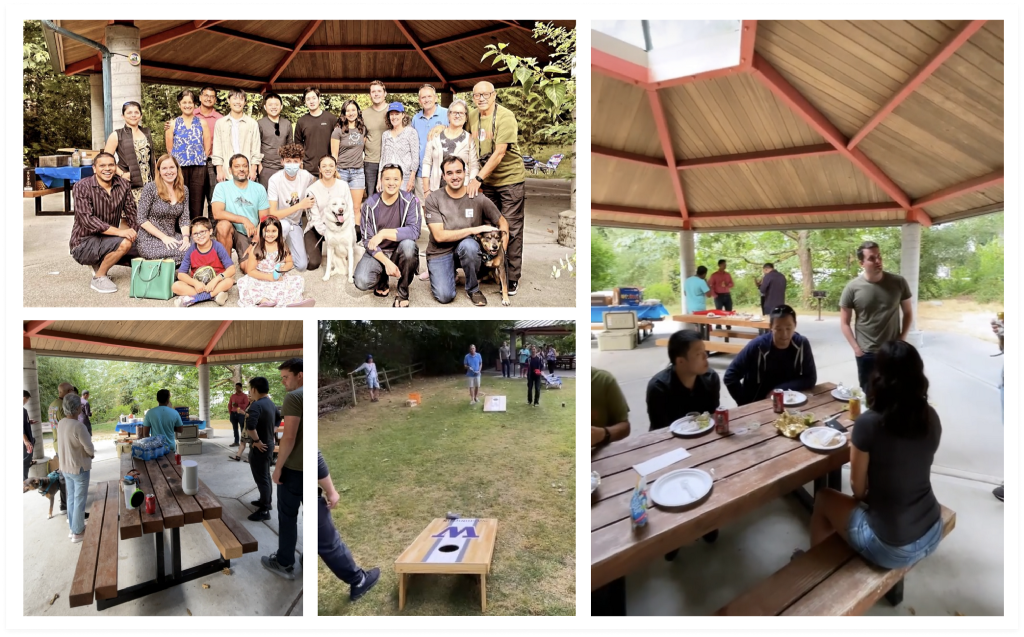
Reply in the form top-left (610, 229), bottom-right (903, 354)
top-left (797, 230), bottom-right (814, 307)
top-left (230, 365), bottom-right (242, 387)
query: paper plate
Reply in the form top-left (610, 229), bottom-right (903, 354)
top-left (800, 426), bottom-right (847, 451)
top-left (591, 471), bottom-right (601, 494)
top-left (831, 387), bottom-right (863, 402)
top-left (650, 469), bottom-right (713, 508)
top-left (783, 390), bottom-right (808, 406)
top-left (669, 415), bottom-right (714, 437)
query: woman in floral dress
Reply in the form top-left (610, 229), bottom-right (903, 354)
top-left (136, 154), bottom-right (191, 263)
top-left (236, 217), bottom-right (315, 307)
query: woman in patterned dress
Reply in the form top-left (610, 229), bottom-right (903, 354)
top-left (136, 155), bottom-right (191, 264)
top-left (104, 101), bottom-right (155, 204)
top-left (420, 98), bottom-right (479, 200)
top-left (236, 216), bottom-right (315, 307)
top-left (377, 102), bottom-right (419, 193)
top-left (165, 89), bottom-right (212, 221)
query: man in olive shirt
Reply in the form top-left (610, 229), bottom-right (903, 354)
top-left (468, 81), bottom-right (528, 295)
top-left (362, 80), bottom-right (389, 197)
top-left (424, 156), bottom-right (508, 306)
top-left (591, 368), bottom-right (630, 447)
top-left (264, 358), bottom-right (303, 579)
top-left (294, 87), bottom-right (338, 176)
top-left (839, 241), bottom-right (913, 389)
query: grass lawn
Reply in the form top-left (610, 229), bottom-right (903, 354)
top-left (318, 375), bottom-right (576, 616)
top-left (524, 143), bottom-right (572, 180)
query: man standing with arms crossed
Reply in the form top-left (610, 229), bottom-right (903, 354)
top-left (468, 81), bottom-right (528, 297)
top-left (839, 241), bottom-right (913, 390)
top-left (411, 84), bottom-right (447, 206)
top-left (228, 382), bottom-right (249, 448)
top-left (263, 358), bottom-right (303, 580)
top-left (465, 344), bottom-right (483, 405)
top-left (362, 81), bottom-right (390, 198)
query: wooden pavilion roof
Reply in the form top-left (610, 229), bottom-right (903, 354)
top-left (592, 20), bottom-right (1004, 232)
top-left (24, 320), bottom-right (303, 367)
top-left (44, 20), bottom-right (574, 92)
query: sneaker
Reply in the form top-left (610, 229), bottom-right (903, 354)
top-left (68, 531), bottom-right (73, 538)
top-left (993, 485), bottom-right (1004, 501)
top-left (215, 291), bottom-right (228, 306)
top-left (508, 280), bottom-right (519, 296)
top-left (350, 567), bottom-right (381, 602)
top-left (71, 533), bottom-right (85, 543)
top-left (261, 553), bottom-right (296, 580)
top-left (247, 509), bottom-right (271, 521)
top-left (90, 276), bottom-right (117, 294)
top-left (175, 295), bottom-right (196, 308)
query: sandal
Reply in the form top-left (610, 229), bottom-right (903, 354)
top-left (228, 455), bottom-right (241, 462)
top-left (470, 291), bottom-right (487, 306)
top-left (257, 298), bottom-right (277, 308)
top-left (374, 287), bottom-right (391, 298)
top-left (393, 297), bottom-right (409, 308)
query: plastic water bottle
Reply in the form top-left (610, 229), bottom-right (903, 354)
top-left (70, 149), bottom-right (81, 168)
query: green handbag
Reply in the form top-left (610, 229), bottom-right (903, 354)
top-left (130, 258), bottom-right (175, 300)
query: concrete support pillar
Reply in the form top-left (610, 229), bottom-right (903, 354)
top-left (89, 74), bottom-right (105, 150)
top-left (24, 350), bottom-right (44, 461)
top-left (570, 107), bottom-right (576, 211)
top-left (679, 229), bottom-right (696, 322)
top-left (106, 24), bottom-right (141, 133)
top-left (900, 223), bottom-right (923, 347)
top-left (198, 363), bottom-right (210, 424)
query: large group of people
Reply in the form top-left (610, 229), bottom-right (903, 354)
top-left (70, 81), bottom-right (529, 307)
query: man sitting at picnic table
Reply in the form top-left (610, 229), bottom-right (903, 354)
top-left (591, 368), bottom-right (630, 447)
top-left (69, 151), bottom-right (141, 294)
top-left (723, 305), bottom-right (817, 406)
top-left (142, 389), bottom-right (180, 452)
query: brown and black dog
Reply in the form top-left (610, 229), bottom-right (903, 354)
top-left (476, 230), bottom-right (511, 306)
top-left (24, 475), bottom-right (60, 519)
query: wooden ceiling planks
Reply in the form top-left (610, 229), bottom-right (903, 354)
top-left (592, 209), bottom-right (685, 232)
top-left (923, 184), bottom-right (1004, 219)
top-left (592, 156), bottom-right (679, 213)
top-left (592, 74), bottom-right (664, 158)
top-left (58, 20), bottom-right (186, 65)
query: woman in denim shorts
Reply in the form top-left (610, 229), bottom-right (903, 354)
top-left (331, 99), bottom-right (367, 232)
top-left (808, 340), bottom-right (945, 570)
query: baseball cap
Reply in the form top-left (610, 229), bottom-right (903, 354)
top-left (386, 102), bottom-right (405, 113)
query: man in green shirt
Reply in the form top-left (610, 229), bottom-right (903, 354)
top-left (142, 389), bottom-right (182, 452)
top-left (591, 368), bottom-right (631, 446)
top-left (264, 358), bottom-right (303, 580)
top-left (468, 81), bottom-right (527, 296)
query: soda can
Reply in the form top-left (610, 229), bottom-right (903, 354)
top-left (145, 494), bottom-right (156, 514)
top-left (175, 452), bottom-right (181, 465)
top-left (714, 407), bottom-right (730, 435)
top-left (772, 389), bottom-right (785, 414)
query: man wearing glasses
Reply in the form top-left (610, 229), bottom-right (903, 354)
top-left (468, 81), bottom-right (528, 297)
top-left (257, 92), bottom-right (294, 188)
top-left (362, 81), bottom-right (390, 198)
top-left (411, 84), bottom-right (447, 206)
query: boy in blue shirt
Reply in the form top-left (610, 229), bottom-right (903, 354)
top-left (464, 344), bottom-right (483, 405)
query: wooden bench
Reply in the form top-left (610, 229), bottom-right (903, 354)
top-left (203, 513), bottom-right (259, 559)
top-left (709, 330), bottom-right (757, 340)
top-left (70, 481), bottom-right (120, 607)
top-left (717, 505), bottom-right (956, 615)
top-left (655, 338), bottom-right (746, 355)
top-left (24, 186), bottom-right (73, 216)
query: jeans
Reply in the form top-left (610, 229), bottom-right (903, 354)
top-left (847, 504), bottom-right (944, 569)
top-left (363, 162), bottom-right (379, 200)
top-left (353, 240), bottom-right (418, 300)
top-left (64, 469), bottom-right (90, 535)
top-left (276, 467), bottom-right (303, 568)
top-left (229, 413), bottom-right (243, 444)
top-left (714, 293), bottom-right (733, 311)
top-left (481, 181), bottom-right (525, 284)
top-left (250, 451), bottom-right (273, 510)
top-left (527, 375), bottom-right (541, 405)
top-left (24, 450), bottom-right (32, 480)
top-left (501, 359), bottom-right (511, 377)
top-left (427, 237), bottom-right (483, 303)
top-left (279, 218), bottom-right (308, 271)
top-left (318, 495), bottom-right (366, 585)
top-left (855, 351), bottom-right (877, 390)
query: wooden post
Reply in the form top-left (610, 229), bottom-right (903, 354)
top-left (349, 373), bottom-right (357, 406)
top-left (381, 369), bottom-right (391, 392)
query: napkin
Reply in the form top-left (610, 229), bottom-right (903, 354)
top-left (633, 447), bottom-right (690, 477)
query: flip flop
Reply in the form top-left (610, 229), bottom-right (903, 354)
top-left (393, 297), bottom-right (409, 308)
top-left (228, 455), bottom-right (241, 462)
top-left (374, 287), bottom-right (391, 298)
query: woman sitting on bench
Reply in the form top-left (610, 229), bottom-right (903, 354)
top-left (809, 340), bottom-right (944, 569)
top-left (723, 304), bottom-right (817, 406)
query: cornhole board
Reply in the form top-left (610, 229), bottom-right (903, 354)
top-left (482, 396), bottom-right (507, 412)
top-left (394, 518), bottom-right (497, 611)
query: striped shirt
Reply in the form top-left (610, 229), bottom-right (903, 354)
top-left (69, 175), bottom-right (139, 250)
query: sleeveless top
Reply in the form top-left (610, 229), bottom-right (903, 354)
top-left (172, 117), bottom-right (206, 167)
top-left (115, 125), bottom-right (156, 189)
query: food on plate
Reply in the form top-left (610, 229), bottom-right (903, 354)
top-left (672, 412), bottom-right (712, 434)
top-left (774, 411), bottom-right (815, 438)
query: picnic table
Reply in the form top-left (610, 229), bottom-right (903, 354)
top-left (28, 166), bottom-right (93, 216)
top-left (591, 382), bottom-right (850, 614)
top-left (656, 313), bottom-right (770, 355)
top-left (70, 453), bottom-right (258, 610)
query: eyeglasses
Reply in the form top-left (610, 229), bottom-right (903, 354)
top-left (274, 122), bottom-right (280, 137)
top-left (193, 230), bottom-right (210, 237)
top-left (382, 163), bottom-right (402, 171)
top-left (472, 92), bottom-right (495, 100)
top-left (450, 111), bottom-right (467, 118)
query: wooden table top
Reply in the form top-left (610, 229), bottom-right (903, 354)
top-left (118, 454), bottom-right (223, 540)
top-left (673, 314), bottom-right (770, 329)
top-left (591, 383), bottom-right (855, 590)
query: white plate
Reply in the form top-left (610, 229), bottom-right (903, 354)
top-left (650, 469), bottom-right (713, 507)
top-left (831, 388), bottom-right (863, 402)
top-left (783, 390), bottom-right (807, 406)
top-left (800, 426), bottom-right (847, 451)
top-left (669, 415), bottom-right (714, 437)
top-left (591, 471), bottom-right (601, 494)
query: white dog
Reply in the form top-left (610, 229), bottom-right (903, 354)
top-left (321, 196), bottom-right (357, 283)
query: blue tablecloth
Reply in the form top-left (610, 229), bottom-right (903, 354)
top-left (592, 304), bottom-right (670, 323)
top-left (115, 419), bottom-right (206, 434)
top-left (34, 166), bottom-right (94, 188)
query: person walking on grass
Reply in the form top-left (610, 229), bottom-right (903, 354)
top-left (527, 345), bottom-right (545, 407)
top-left (352, 355), bottom-right (380, 402)
top-left (465, 344), bottom-right (484, 405)
top-left (499, 341), bottom-right (512, 378)
top-left (519, 344), bottom-right (530, 378)
top-left (318, 449), bottom-right (380, 601)
top-left (263, 358), bottom-right (303, 580)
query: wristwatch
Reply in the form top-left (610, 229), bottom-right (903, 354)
top-left (474, 176), bottom-right (484, 183)
top-left (601, 427), bottom-right (611, 445)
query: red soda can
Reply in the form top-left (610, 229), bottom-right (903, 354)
top-left (145, 494), bottom-right (156, 514)
top-left (175, 452), bottom-right (181, 465)
top-left (714, 407), bottom-right (730, 435)
top-left (772, 389), bottom-right (785, 414)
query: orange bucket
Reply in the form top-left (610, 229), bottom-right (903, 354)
top-left (408, 393), bottom-right (422, 405)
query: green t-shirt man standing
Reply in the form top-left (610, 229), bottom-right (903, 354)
top-left (265, 358), bottom-right (304, 579)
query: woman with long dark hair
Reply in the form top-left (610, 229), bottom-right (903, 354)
top-left (331, 99), bottom-right (368, 226)
top-left (808, 340), bottom-right (944, 569)
top-left (104, 101), bottom-right (156, 203)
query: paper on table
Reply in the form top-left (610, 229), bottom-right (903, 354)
top-left (633, 447), bottom-right (691, 477)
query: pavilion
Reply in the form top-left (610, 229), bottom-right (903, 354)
top-left (592, 20), bottom-right (1004, 342)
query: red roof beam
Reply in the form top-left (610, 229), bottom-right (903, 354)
top-left (202, 320), bottom-right (233, 358)
top-left (24, 321), bottom-right (55, 337)
top-left (848, 20), bottom-right (987, 150)
top-left (647, 89), bottom-right (690, 225)
top-left (394, 20), bottom-right (450, 86)
top-left (907, 208), bottom-right (933, 228)
top-left (592, 145), bottom-right (667, 169)
top-left (751, 53), bottom-right (913, 211)
top-left (422, 24), bottom-right (514, 50)
top-left (592, 203), bottom-right (684, 220)
top-left (265, 20), bottom-right (323, 88)
top-left (690, 203), bottom-right (904, 220)
top-left (648, 20), bottom-right (758, 90)
top-left (677, 144), bottom-right (837, 170)
top-left (591, 47), bottom-right (650, 87)
top-left (208, 344), bottom-right (305, 357)
top-left (31, 330), bottom-right (203, 357)
top-left (142, 61), bottom-right (266, 85)
top-left (912, 169), bottom-right (1004, 209)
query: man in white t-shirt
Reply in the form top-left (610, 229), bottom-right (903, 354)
top-left (267, 143), bottom-right (316, 271)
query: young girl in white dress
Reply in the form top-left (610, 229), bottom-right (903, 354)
top-left (236, 217), bottom-right (315, 307)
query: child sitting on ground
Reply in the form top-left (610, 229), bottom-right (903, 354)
top-left (236, 216), bottom-right (315, 307)
top-left (173, 217), bottom-right (236, 307)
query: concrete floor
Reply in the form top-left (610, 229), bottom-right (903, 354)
top-left (23, 428), bottom-right (303, 616)
top-left (23, 178), bottom-right (575, 308)
top-left (592, 317), bottom-right (1005, 615)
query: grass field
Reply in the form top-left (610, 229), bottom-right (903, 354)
top-left (318, 374), bottom-right (576, 616)
top-left (525, 144), bottom-right (572, 180)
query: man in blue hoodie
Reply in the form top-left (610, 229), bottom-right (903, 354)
top-left (723, 305), bottom-right (817, 406)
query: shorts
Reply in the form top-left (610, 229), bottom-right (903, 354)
top-left (366, 377), bottom-right (380, 389)
top-left (231, 229), bottom-right (253, 262)
top-left (337, 167), bottom-right (365, 191)
top-left (846, 503), bottom-right (944, 569)
top-left (71, 234), bottom-right (138, 266)
top-left (467, 375), bottom-right (481, 388)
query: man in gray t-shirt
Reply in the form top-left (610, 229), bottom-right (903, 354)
top-left (256, 93), bottom-right (293, 188)
top-left (839, 241), bottom-right (913, 389)
top-left (424, 156), bottom-right (508, 306)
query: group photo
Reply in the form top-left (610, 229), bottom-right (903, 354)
top-left (23, 19), bottom-right (576, 308)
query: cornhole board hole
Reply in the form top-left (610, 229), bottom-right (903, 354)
top-left (482, 396), bottom-right (506, 412)
top-left (394, 518), bottom-right (497, 612)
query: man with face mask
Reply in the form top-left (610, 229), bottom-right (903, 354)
top-left (257, 92), bottom-right (294, 188)
top-left (267, 143), bottom-right (315, 271)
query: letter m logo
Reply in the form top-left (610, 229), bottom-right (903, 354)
top-left (432, 526), bottom-right (478, 539)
